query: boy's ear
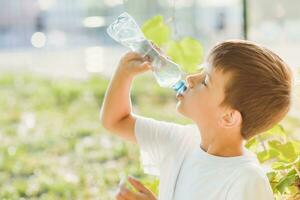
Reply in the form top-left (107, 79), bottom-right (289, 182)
top-left (218, 110), bottom-right (242, 129)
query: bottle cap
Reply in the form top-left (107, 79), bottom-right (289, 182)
top-left (172, 80), bottom-right (187, 94)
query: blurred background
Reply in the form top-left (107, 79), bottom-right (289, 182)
top-left (1, 0), bottom-right (299, 78)
top-left (0, 0), bottom-right (299, 199)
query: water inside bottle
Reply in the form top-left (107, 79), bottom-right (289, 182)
top-left (152, 58), bottom-right (182, 87)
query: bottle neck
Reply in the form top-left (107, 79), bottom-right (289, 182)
top-left (172, 80), bottom-right (187, 94)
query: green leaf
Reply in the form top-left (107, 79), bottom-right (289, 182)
top-left (268, 140), bottom-right (282, 149)
top-left (245, 137), bottom-right (258, 149)
top-left (291, 140), bottom-right (300, 153)
top-left (270, 181), bottom-right (279, 194)
top-left (269, 149), bottom-right (281, 159)
top-left (267, 171), bottom-right (277, 182)
top-left (257, 149), bottom-right (280, 163)
top-left (286, 168), bottom-right (297, 176)
top-left (142, 15), bottom-right (171, 46)
top-left (268, 141), bottom-right (297, 163)
top-left (275, 174), bottom-right (297, 194)
top-left (260, 124), bottom-right (286, 140)
top-left (141, 15), bottom-right (204, 74)
top-left (166, 37), bottom-right (204, 73)
top-left (257, 150), bottom-right (270, 163)
top-left (272, 162), bottom-right (293, 170)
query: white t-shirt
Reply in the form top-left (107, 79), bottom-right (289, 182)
top-left (134, 115), bottom-right (274, 200)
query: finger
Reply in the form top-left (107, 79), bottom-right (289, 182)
top-left (143, 55), bottom-right (152, 62)
top-left (133, 54), bottom-right (151, 63)
top-left (128, 176), bottom-right (149, 194)
top-left (129, 60), bottom-right (144, 68)
top-left (140, 61), bottom-right (152, 71)
top-left (115, 190), bottom-right (128, 200)
top-left (123, 52), bottom-right (143, 61)
top-left (129, 60), bottom-right (152, 72)
top-left (119, 187), bottom-right (139, 200)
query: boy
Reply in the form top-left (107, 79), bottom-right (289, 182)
top-left (100, 40), bottom-right (293, 200)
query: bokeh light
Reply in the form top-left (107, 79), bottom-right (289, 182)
top-left (31, 32), bottom-right (47, 48)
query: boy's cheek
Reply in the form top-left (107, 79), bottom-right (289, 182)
top-left (189, 94), bottom-right (211, 114)
top-left (177, 92), bottom-right (204, 115)
top-left (179, 97), bottom-right (199, 117)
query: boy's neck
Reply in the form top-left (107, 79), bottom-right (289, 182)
top-left (200, 142), bottom-right (244, 157)
top-left (197, 126), bottom-right (244, 157)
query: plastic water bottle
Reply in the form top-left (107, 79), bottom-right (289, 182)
top-left (107, 12), bottom-right (187, 94)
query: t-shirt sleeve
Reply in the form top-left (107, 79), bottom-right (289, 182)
top-left (133, 114), bottom-right (195, 177)
top-left (227, 165), bottom-right (274, 200)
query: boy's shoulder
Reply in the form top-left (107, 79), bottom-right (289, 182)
top-left (242, 162), bottom-right (267, 175)
top-left (234, 162), bottom-right (270, 184)
top-left (227, 160), bottom-right (274, 199)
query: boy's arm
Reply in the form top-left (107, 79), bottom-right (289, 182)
top-left (100, 52), bottom-right (151, 143)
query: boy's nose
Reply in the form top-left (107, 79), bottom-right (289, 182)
top-left (185, 76), bottom-right (194, 88)
top-left (186, 73), bottom-right (203, 88)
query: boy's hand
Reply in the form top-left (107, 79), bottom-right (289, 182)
top-left (115, 176), bottom-right (157, 200)
top-left (117, 52), bottom-right (152, 78)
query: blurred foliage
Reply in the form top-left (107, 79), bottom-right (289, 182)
top-left (245, 123), bottom-right (300, 199)
top-left (141, 15), bottom-right (204, 73)
top-left (166, 37), bottom-right (204, 73)
top-left (141, 15), bottom-right (171, 47)
top-left (0, 73), bottom-right (189, 199)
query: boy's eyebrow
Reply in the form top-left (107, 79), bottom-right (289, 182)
top-left (197, 66), bottom-right (213, 85)
top-left (206, 72), bottom-right (213, 85)
top-left (203, 63), bottom-right (213, 85)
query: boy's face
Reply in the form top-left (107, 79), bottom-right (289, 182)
top-left (176, 64), bottom-right (230, 128)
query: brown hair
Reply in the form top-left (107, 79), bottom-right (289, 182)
top-left (208, 40), bottom-right (293, 140)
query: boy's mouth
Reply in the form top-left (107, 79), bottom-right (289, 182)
top-left (176, 92), bottom-right (184, 100)
top-left (176, 86), bottom-right (189, 100)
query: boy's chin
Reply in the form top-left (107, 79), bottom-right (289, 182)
top-left (176, 102), bottom-right (192, 119)
top-left (176, 102), bottom-right (185, 115)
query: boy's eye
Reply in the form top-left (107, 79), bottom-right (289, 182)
top-left (201, 75), bottom-right (208, 86)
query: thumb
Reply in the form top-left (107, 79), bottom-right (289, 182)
top-left (128, 176), bottom-right (150, 194)
top-left (140, 61), bottom-right (152, 71)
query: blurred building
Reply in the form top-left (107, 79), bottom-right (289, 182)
top-left (0, 0), bottom-right (245, 49)
top-left (0, 0), bottom-right (38, 47)
top-left (0, 0), bottom-right (298, 78)
top-left (0, 0), bottom-right (86, 48)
